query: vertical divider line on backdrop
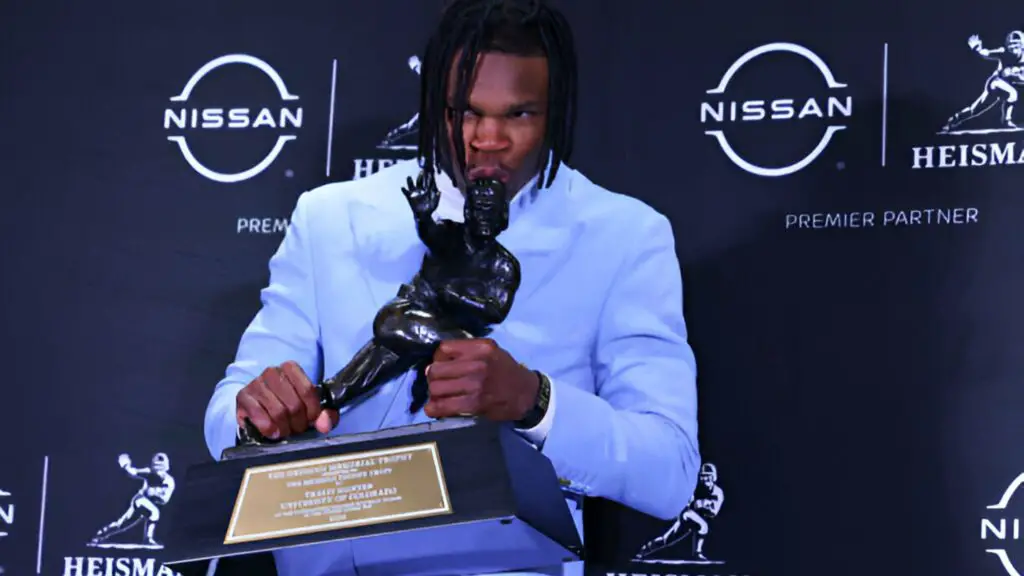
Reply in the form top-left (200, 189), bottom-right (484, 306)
top-left (36, 455), bottom-right (49, 575)
top-left (326, 58), bottom-right (339, 178)
top-left (881, 42), bottom-right (889, 166)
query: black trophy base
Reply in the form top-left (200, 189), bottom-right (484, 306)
top-left (159, 418), bottom-right (582, 576)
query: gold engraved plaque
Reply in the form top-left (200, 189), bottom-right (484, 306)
top-left (224, 442), bottom-right (452, 544)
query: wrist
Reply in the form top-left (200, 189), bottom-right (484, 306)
top-left (514, 370), bottom-right (551, 429)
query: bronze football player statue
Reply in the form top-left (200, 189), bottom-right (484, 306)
top-left (239, 170), bottom-right (521, 446)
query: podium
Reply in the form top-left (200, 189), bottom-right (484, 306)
top-left (159, 418), bottom-right (583, 575)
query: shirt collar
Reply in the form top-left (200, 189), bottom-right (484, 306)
top-left (431, 168), bottom-right (541, 224)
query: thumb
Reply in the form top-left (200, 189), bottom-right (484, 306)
top-left (314, 409), bottom-right (339, 434)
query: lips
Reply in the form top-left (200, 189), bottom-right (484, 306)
top-left (467, 165), bottom-right (511, 183)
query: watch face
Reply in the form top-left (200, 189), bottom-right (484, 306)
top-left (538, 374), bottom-right (551, 409)
top-left (516, 373), bottom-right (551, 428)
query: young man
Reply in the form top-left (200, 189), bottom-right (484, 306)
top-left (204, 1), bottom-right (701, 574)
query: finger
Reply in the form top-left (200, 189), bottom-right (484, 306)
top-left (236, 390), bottom-right (279, 439)
top-left (428, 376), bottom-right (480, 399)
top-left (314, 409), bottom-right (339, 434)
top-left (437, 338), bottom-right (497, 360)
top-left (426, 359), bottom-right (486, 383)
top-left (424, 393), bottom-right (480, 419)
top-left (280, 361), bottom-right (321, 424)
top-left (262, 369), bottom-right (307, 435)
top-left (254, 375), bottom-right (296, 437)
top-left (433, 342), bottom-right (461, 362)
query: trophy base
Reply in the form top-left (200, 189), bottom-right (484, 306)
top-left (220, 418), bottom-right (477, 462)
top-left (160, 418), bottom-right (583, 575)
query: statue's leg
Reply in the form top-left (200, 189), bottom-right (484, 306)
top-left (372, 303), bottom-right (476, 413)
top-left (320, 339), bottom-right (413, 410)
top-left (374, 300), bottom-right (473, 355)
top-left (319, 296), bottom-right (463, 411)
top-left (238, 299), bottom-right (477, 443)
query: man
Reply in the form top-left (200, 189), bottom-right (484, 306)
top-left (204, 0), bottom-right (701, 574)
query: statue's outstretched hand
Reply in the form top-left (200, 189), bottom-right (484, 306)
top-left (402, 172), bottom-right (440, 216)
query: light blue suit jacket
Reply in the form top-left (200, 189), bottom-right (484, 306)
top-left (203, 159), bottom-right (701, 576)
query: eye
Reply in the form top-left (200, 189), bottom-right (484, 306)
top-left (446, 106), bottom-right (477, 119)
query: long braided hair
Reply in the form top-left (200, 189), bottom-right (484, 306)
top-left (416, 0), bottom-right (578, 189)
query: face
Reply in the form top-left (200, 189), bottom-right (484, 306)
top-left (464, 178), bottom-right (509, 238)
top-left (446, 50), bottom-right (549, 198)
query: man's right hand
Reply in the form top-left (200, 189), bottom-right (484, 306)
top-left (235, 361), bottom-right (339, 439)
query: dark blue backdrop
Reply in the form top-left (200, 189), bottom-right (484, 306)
top-left (1, 1), bottom-right (1021, 575)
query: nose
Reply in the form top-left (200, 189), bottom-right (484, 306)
top-left (469, 117), bottom-right (510, 152)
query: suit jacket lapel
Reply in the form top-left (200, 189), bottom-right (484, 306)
top-left (348, 199), bottom-right (425, 312)
top-left (497, 167), bottom-right (581, 311)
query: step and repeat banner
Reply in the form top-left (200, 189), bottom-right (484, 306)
top-left (2, 0), bottom-right (1023, 575)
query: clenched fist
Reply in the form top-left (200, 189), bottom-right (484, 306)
top-left (236, 361), bottom-right (339, 439)
top-left (424, 339), bottom-right (539, 421)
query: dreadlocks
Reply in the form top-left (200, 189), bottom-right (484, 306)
top-left (417, 0), bottom-right (578, 189)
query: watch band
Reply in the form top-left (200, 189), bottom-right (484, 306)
top-left (515, 370), bottom-right (551, 429)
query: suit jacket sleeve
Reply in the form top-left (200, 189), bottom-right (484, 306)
top-left (539, 211), bottom-right (700, 520)
top-left (203, 191), bottom-right (323, 460)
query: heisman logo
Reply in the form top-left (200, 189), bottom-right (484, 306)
top-left (377, 55), bottom-right (422, 151)
top-left (912, 31), bottom-right (1024, 169)
top-left (353, 55), bottom-right (422, 180)
top-left (88, 453), bottom-right (176, 550)
top-left (634, 463), bottom-right (725, 566)
top-left (700, 42), bottom-right (852, 177)
top-left (940, 31), bottom-right (1024, 135)
top-left (164, 54), bottom-right (303, 183)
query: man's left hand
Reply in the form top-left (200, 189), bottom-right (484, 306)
top-left (424, 339), bottom-right (538, 421)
